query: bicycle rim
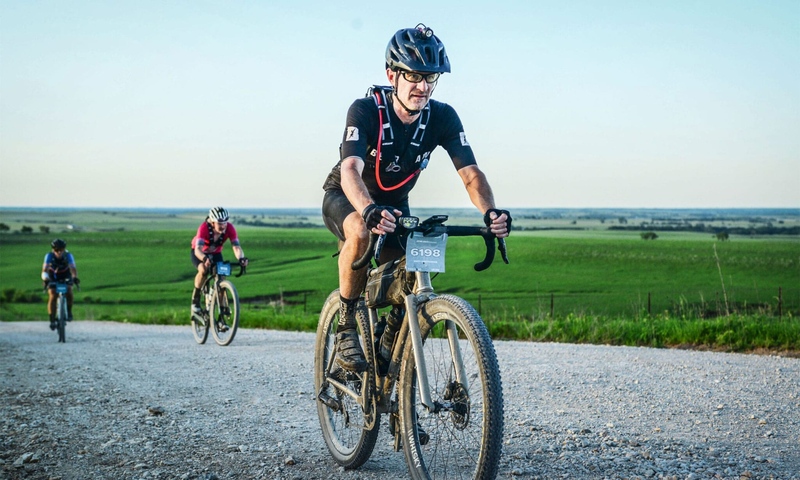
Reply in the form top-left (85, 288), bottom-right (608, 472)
top-left (211, 280), bottom-right (239, 346)
top-left (313, 290), bottom-right (379, 469)
top-left (192, 286), bottom-right (210, 345)
top-left (399, 294), bottom-right (504, 480)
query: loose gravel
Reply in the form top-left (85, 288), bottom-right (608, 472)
top-left (1, 321), bottom-right (798, 480)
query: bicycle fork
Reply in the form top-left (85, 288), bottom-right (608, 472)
top-left (405, 271), bottom-right (470, 413)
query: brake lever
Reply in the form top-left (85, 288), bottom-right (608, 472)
top-left (498, 238), bottom-right (509, 264)
top-left (374, 234), bottom-right (386, 262)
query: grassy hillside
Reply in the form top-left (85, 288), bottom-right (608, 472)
top-left (1, 214), bottom-right (798, 353)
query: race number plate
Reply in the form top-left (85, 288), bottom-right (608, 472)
top-left (216, 262), bottom-right (231, 276)
top-left (406, 232), bottom-right (447, 272)
top-left (56, 284), bottom-right (68, 294)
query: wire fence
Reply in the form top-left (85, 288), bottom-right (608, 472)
top-left (241, 286), bottom-right (799, 320)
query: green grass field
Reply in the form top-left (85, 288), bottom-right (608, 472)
top-left (1, 212), bottom-right (798, 353)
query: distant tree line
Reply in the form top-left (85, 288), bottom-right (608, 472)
top-left (607, 224), bottom-right (800, 236)
top-left (234, 218), bottom-right (319, 229)
top-left (0, 224), bottom-right (52, 234)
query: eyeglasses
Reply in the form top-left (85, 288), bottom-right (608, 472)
top-left (400, 71), bottom-right (440, 84)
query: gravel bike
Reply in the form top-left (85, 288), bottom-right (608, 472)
top-left (46, 279), bottom-right (78, 343)
top-left (192, 260), bottom-right (245, 346)
top-left (315, 213), bottom-right (509, 479)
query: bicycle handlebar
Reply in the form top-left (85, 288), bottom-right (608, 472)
top-left (351, 217), bottom-right (510, 272)
top-left (44, 279), bottom-right (80, 292)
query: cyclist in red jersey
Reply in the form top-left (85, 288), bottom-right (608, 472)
top-left (190, 207), bottom-right (249, 317)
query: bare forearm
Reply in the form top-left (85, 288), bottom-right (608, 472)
top-left (460, 166), bottom-right (496, 214)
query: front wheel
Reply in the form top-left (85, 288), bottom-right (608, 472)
top-left (314, 290), bottom-right (378, 470)
top-left (398, 294), bottom-right (504, 480)
top-left (211, 279), bottom-right (239, 346)
top-left (56, 296), bottom-right (67, 343)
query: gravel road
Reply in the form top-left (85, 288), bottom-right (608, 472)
top-left (1, 321), bottom-right (798, 480)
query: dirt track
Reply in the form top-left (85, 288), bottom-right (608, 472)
top-left (1, 321), bottom-right (798, 479)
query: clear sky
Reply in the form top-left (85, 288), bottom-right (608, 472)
top-left (1, 0), bottom-right (798, 210)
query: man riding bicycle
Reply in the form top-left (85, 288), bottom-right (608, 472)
top-left (41, 238), bottom-right (80, 330)
top-left (321, 24), bottom-right (511, 373)
top-left (190, 207), bottom-right (249, 318)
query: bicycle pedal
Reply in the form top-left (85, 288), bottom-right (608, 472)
top-left (317, 391), bottom-right (342, 412)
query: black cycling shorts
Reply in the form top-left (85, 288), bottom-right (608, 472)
top-left (322, 189), bottom-right (410, 252)
top-left (191, 250), bottom-right (223, 269)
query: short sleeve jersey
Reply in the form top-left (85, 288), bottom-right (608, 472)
top-left (191, 222), bottom-right (239, 255)
top-left (43, 252), bottom-right (75, 278)
top-left (322, 89), bottom-right (477, 205)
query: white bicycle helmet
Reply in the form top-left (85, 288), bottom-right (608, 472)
top-left (208, 207), bottom-right (230, 222)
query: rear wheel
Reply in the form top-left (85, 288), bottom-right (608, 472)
top-left (192, 283), bottom-right (210, 345)
top-left (314, 290), bottom-right (378, 469)
top-left (398, 294), bottom-right (504, 480)
top-left (211, 280), bottom-right (239, 346)
top-left (56, 296), bottom-right (67, 343)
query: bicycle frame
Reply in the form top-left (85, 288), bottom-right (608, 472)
top-left (201, 261), bottom-right (245, 308)
top-left (325, 214), bottom-right (509, 420)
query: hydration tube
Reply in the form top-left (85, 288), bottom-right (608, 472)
top-left (374, 92), bottom-right (421, 192)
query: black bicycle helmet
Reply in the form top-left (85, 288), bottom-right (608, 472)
top-left (386, 23), bottom-right (451, 73)
top-left (208, 207), bottom-right (229, 222)
top-left (51, 238), bottom-right (67, 249)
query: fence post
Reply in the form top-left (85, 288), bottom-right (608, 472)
top-left (778, 287), bottom-right (782, 318)
top-left (550, 293), bottom-right (554, 318)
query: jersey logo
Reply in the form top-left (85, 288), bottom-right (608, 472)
top-left (346, 126), bottom-right (359, 141)
top-left (459, 132), bottom-right (470, 146)
top-left (385, 156), bottom-right (402, 172)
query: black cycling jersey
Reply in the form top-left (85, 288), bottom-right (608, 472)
top-left (322, 87), bottom-right (477, 205)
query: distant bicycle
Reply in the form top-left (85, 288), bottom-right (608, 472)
top-left (192, 260), bottom-right (245, 346)
top-left (46, 279), bottom-right (77, 343)
top-left (315, 213), bottom-right (508, 479)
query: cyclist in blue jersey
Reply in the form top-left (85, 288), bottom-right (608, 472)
top-left (41, 239), bottom-right (80, 330)
top-left (321, 24), bottom-right (511, 372)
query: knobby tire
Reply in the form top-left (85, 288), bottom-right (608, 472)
top-left (398, 294), bottom-right (504, 480)
top-left (192, 282), bottom-right (210, 345)
top-left (314, 290), bottom-right (379, 469)
top-left (211, 279), bottom-right (239, 346)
